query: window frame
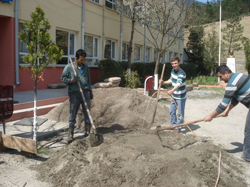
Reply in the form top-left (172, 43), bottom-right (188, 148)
top-left (106, 0), bottom-right (117, 10)
top-left (146, 47), bottom-right (151, 63)
top-left (122, 3), bottom-right (132, 17)
top-left (180, 54), bottom-right (183, 63)
top-left (19, 22), bottom-right (28, 65)
top-left (122, 43), bottom-right (129, 62)
top-left (154, 49), bottom-right (159, 62)
top-left (169, 51), bottom-right (173, 63)
top-left (162, 52), bottom-right (166, 63)
top-left (134, 45), bottom-right (141, 63)
top-left (104, 39), bottom-right (116, 60)
top-left (84, 35), bottom-right (99, 67)
top-left (90, 0), bottom-right (99, 4)
top-left (56, 29), bottom-right (76, 66)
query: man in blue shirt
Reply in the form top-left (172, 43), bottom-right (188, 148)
top-left (61, 49), bottom-right (93, 143)
top-left (204, 65), bottom-right (250, 162)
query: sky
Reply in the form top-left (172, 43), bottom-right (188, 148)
top-left (196, 0), bottom-right (209, 3)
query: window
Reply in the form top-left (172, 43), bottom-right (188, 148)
top-left (169, 52), bottom-right (173, 63)
top-left (147, 20), bottom-right (152, 26)
top-left (179, 37), bottom-right (181, 50)
top-left (156, 18), bottom-right (161, 30)
top-left (154, 49), bottom-right (159, 62)
top-left (106, 0), bottom-right (117, 10)
top-left (104, 39), bottom-right (115, 59)
top-left (56, 30), bottom-right (75, 65)
top-left (90, 0), bottom-right (99, 3)
top-left (123, 4), bottom-right (131, 17)
top-left (169, 18), bottom-right (174, 36)
top-left (174, 0), bottom-right (180, 5)
top-left (84, 35), bottom-right (99, 66)
top-left (174, 52), bottom-right (178, 58)
top-left (134, 45), bottom-right (141, 62)
top-left (122, 43), bottom-right (128, 61)
top-left (162, 52), bottom-right (166, 63)
top-left (146, 47), bottom-right (151, 63)
top-left (180, 54), bottom-right (183, 63)
top-left (19, 22), bottom-right (28, 64)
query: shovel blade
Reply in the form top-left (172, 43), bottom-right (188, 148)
top-left (89, 133), bottom-right (103, 147)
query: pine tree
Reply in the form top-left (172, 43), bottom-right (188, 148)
top-left (242, 37), bottom-right (250, 74)
top-left (19, 6), bottom-right (63, 140)
top-left (222, 15), bottom-right (244, 56)
top-left (186, 26), bottom-right (204, 65)
top-left (203, 26), bottom-right (226, 75)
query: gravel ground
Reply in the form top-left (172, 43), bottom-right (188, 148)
top-left (0, 88), bottom-right (249, 187)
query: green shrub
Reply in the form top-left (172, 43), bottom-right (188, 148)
top-left (124, 70), bottom-right (141, 88)
top-left (98, 60), bottom-right (200, 87)
top-left (186, 76), bottom-right (219, 85)
top-left (180, 63), bottom-right (197, 79)
top-left (98, 59), bottom-right (126, 86)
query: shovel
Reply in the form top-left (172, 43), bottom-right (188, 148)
top-left (150, 63), bottom-right (166, 126)
top-left (156, 114), bottom-right (223, 132)
top-left (69, 57), bottom-right (103, 147)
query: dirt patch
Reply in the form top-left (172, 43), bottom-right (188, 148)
top-left (34, 87), bottom-right (248, 187)
top-left (33, 131), bottom-right (246, 187)
top-left (1, 88), bottom-right (249, 187)
top-left (46, 87), bottom-right (170, 130)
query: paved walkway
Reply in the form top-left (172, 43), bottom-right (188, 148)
top-left (2, 87), bottom-right (158, 143)
top-left (14, 88), bottom-right (68, 104)
top-left (1, 88), bottom-right (69, 142)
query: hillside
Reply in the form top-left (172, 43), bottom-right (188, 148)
top-left (185, 15), bottom-right (250, 73)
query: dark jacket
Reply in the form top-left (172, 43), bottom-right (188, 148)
top-left (61, 62), bottom-right (92, 93)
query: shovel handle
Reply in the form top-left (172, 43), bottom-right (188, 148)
top-left (157, 114), bottom-right (223, 132)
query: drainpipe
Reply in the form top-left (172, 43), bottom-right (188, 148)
top-left (120, 1), bottom-right (123, 62)
top-left (143, 24), bottom-right (147, 63)
top-left (143, 6), bottom-right (147, 63)
top-left (81, 0), bottom-right (85, 49)
top-left (102, 4), bottom-right (105, 59)
top-left (14, 0), bottom-right (20, 85)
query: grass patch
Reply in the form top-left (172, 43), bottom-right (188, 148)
top-left (187, 76), bottom-right (219, 86)
top-left (37, 147), bottom-right (50, 155)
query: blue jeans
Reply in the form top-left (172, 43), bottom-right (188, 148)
top-left (69, 91), bottom-right (91, 126)
top-left (242, 109), bottom-right (250, 161)
top-left (169, 98), bottom-right (186, 129)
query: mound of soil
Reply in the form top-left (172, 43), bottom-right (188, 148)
top-left (36, 87), bottom-right (247, 187)
top-left (46, 87), bottom-right (170, 130)
top-left (33, 131), bottom-right (246, 187)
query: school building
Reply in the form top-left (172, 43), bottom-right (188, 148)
top-left (0, 0), bottom-right (189, 92)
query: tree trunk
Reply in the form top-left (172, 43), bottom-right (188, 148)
top-left (150, 55), bottom-right (165, 126)
top-left (127, 6), bottom-right (136, 76)
top-left (33, 79), bottom-right (38, 140)
top-left (153, 59), bottom-right (160, 90)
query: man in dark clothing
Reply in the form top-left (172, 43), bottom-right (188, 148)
top-left (61, 49), bottom-right (93, 143)
top-left (204, 65), bottom-right (250, 162)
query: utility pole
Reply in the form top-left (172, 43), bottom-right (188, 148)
top-left (218, 0), bottom-right (222, 83)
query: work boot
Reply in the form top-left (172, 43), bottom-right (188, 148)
top-left (84, 122), bottom-right (91, 137)
top-left (67, 125), bottom-right (75, 143)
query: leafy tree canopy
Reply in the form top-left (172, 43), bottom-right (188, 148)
top-left (192, 0), bottom-right (250, 24)
top-left (19, 6), bottom-right (63, 81)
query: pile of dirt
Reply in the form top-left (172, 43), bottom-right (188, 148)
top-left (33, 131), bottom-right (246, 187)
top-left (36, 87), bottom-right (247, 187)
top-left (45, 87), bottom-right (170, 130)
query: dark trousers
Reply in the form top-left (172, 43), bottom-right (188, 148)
top-left (242, 109), bottom-right (250, 161)
top-left (68, 91), bottom-right (90, 126)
